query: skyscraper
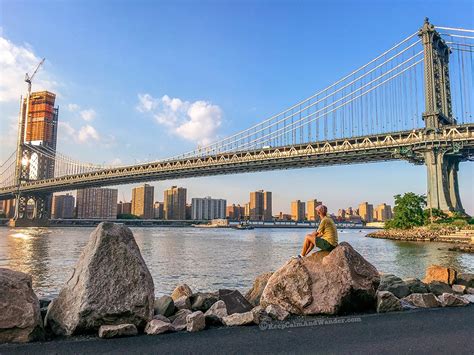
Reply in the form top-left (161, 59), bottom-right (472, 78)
top-left (307, 199), bottom-right (323, 221)
top-left (249, 190), bottom-right (272, 221)
top-left (154, 201), bottom-right (164, 219)
top-left (76, 188), bottom-right (118, 219)
top-left (291, 200), bottom-right (306, 222)
top-left (132, 184), bottom-right (154, 219)
top-left (358, 202), bottom-right (374, 222)
top-left (374, 203), bottom-right (393, 221)
top-left (191, 197), bottom-right (226, 220)
top-left (117, 201), bottom-right (132, 215)
top-left (227, 204), bottom-right (245, 220)
top-left (51, 194), bottom-right (75, 219)
top-left (164, 186), bottom-right (187, 220)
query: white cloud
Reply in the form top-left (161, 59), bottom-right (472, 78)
top-left (80, 108), bottom-right (96, 122)
top-left (59, 121), bottom-right (76, 136)
top-left (66, 103), bottom-right (80, 112)
top-left (78, 125), bottom-right (100, 142)
top-left (0, 36), bottom-right (58, 103)
top-left (136, 93), bottom-right (223, 145)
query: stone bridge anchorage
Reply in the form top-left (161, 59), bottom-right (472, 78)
top-left (1, 19), bottom-right (473, 226)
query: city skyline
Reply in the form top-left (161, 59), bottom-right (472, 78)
top-left (0, 1), bottom-right (472, 215)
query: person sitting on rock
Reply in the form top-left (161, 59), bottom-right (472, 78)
top-left (294, 205), bottom-right (338, 259)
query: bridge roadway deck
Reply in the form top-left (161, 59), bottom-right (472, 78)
top-left (1, 124), bottom-right (473, 200)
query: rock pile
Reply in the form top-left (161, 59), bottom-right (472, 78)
top-left (1, 223), bottom-right (472, 344)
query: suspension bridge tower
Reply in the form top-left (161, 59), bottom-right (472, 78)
top-left (10, 81), bottom-right (59, 226)
top-left (419, 18), bottom-right (464, 213)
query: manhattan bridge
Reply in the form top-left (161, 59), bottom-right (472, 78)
top-left (1, 19), bottom-right (473, 226)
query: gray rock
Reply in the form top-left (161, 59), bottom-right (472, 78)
top-left (466, 287), bottom-right (474, 295)
top-left (245, 272), bottom-right (273, 306)
top-left (171, 284), bottom-right (193, 301)
top-left (455, 273), bottom-right (474, 288)
top-left (261, 243), bottom-right (380, 315)
top-left (265, 304), bottom-right (290, 321)
top-left (174, 296), bottom-right (192, 310)
top-left (403, 278), bottom-right (428, 294)
top-left (39, 298), bottom-right (51, 309)
top-left (451, 284), bottom-right (466, 294)
top-left (222, 311), bottom-right (254, 326)
top-left (376, 291), bottom-right (402, 313)
top-left (98, 324), bottom-right (137, 339)
top-left (204, 300), bottom-right (228, 325)
top-left (154, 296), bottom-right (176, 317)
top-left (152, 314), bottom-right (170, 323)
top-left (251, 306), bottom-right (272, 325)
top-left (428, 281), bottom-right (455, 296)
top-left (191, 292), bottom-right (218, 312)
top-left (402, 293), bottom-right (441, 308)
top-left (145, 319), bottom-right (174, 335)
top-left (45, 223), bottom-right (155, 336)
top-left (186, 311), bottom-right (205, 332)
top-left (219, 289), bottom-right (253, 315)
top-left (170, 309), bottom-right (192, 331)
top-left (378, 274), bottom-right (410, 299)
top-left (438, 293), bottom-right (469, 307)
top-left (0, 268), bottom-right (44, 343)
top-left (400, 299), bottom-right (418, 310)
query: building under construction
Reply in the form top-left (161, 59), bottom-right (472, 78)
top-left (20, 90), bottom-right (59, 180)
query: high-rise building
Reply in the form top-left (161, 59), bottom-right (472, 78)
top-left (51, 194), bottom-right (75, 219)
top-left (21, 91), bottom-right (59, 180)
top-left (249, 190), bottom-right (272, 221)
top-left (154, 202), bottom-right (164, 219)
top-left (76, 188), bottom-right (118, 219)
top-left (192, 197), bottom-right (226, 220)
top-left (291, 200), bottom-right (306, 222)
top-left (307, 199), bottom-right (323, 221)
top-left (358, 202), bottom-right (374, 222)
top-left (117, 201), bottom-right (132, 215)
top-left (164, 186), bottom-right (187, 220)
top-left (374, 203), bottom-right (393, 221)
top-left (244, 203), bottom-right (250, 219)
top-left (337, 208), bottom-right (346, 220)
top-left (186, 204), bottom-right (192, 220)
top-left (132, 184), bottom-right (154, 219)
top-left (227, 204), bottom-right (245, 220)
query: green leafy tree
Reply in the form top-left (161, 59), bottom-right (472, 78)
top-left (423, 208), bottom-right (448, 224)
top-left (385, 192), bottom-right (426, 230)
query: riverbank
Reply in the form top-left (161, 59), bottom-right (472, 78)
top-left (1, 306), bottom-right (473, 355)
top-left (366, 226), bottom-right (474, 245)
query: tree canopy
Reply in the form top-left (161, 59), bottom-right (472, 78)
top-left (385, 192), bottom-right (426, 229)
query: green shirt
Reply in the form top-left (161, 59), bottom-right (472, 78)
top-left (317, 216), bottom-right (338, 247)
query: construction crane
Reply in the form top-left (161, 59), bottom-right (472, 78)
top-left (23, 58), bottom-right (45, 143)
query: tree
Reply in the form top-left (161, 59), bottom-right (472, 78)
top-left (423, 208), bottom-right (448, 224)
top-left (385, 192), bottom-right (426, 230)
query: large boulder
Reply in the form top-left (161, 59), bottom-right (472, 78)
top-left (265, 304), bottom-right (289, 321)
top-left (378, 274), bottom-right (410, 299)
top-left (169, 309), bottom-right (192, 331)
top-left (218, 289), bottom-right (253, 315)
top-left (186, 311), bottom-right (205, 332)
top-left (145, 319), bottom-right (174, 335)
top-left (245, 272), bottom-right (273, 306)
top-left (438, 293), bottom-right (469, 307)
top-left (45, 222), bottom-right (155, 336)
top-left (0, 268), bottom-right (44, 343)
top-left (222, 311), bottom-right (254, 326)
top-left (376, 291), bottom-right (402, 313)
top-left (260, 243), bottom-right (380, 315)
top-left (423, 265), bottom-right (457, 285)
top-left (190, 292), bottom-right (218, 312)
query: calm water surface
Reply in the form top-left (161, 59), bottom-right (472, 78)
top-left (0, 226), bottom-right (473, 298)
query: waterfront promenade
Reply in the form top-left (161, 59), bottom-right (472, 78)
top-left (1, 306), bottom-right (473, 354)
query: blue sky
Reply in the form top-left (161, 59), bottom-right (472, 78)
top-left (1, 0), bottom-right (473, 214)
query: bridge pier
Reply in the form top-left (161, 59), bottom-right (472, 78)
top-left (424, 149), bottom-right (464, 213)
top-left (9, 193), bottom-right (51, 227)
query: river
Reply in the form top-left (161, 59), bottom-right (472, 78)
top-left (0, 226), bottom-right (472, 298)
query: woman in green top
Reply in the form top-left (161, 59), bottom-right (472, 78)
top-left (295, 205), bottom-right (338, 259)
